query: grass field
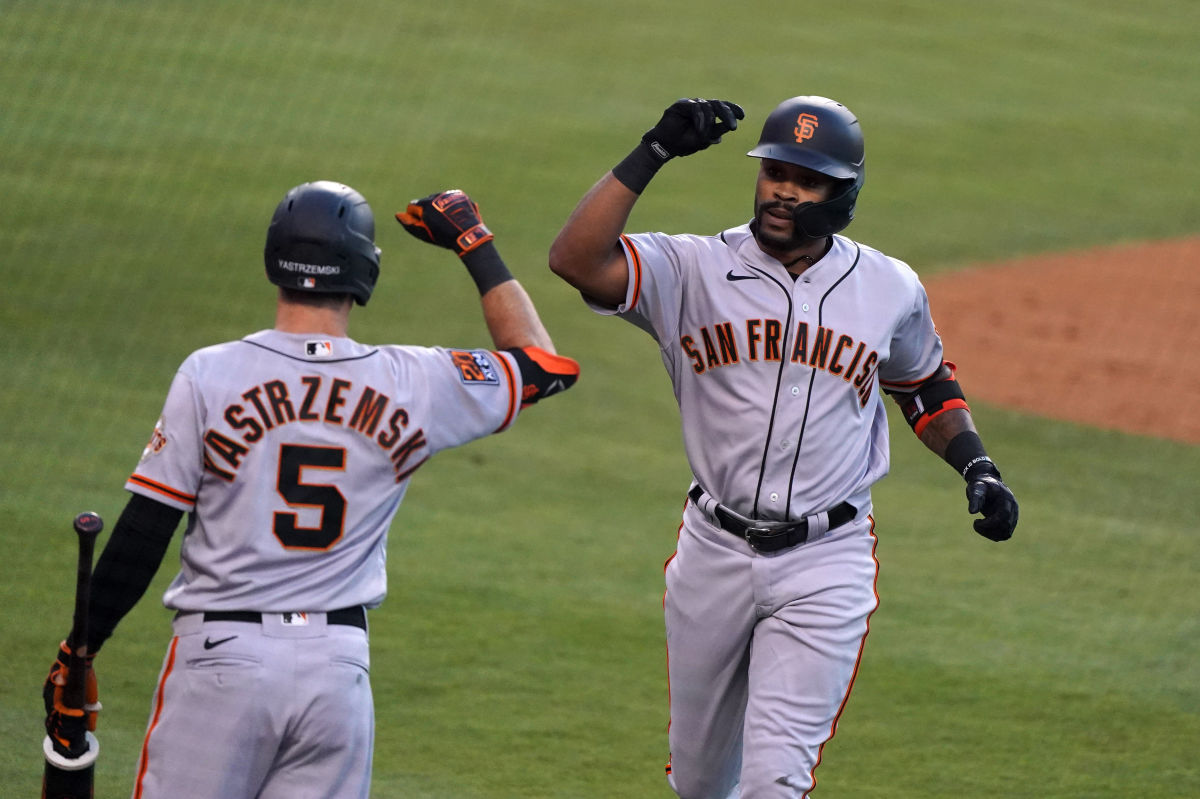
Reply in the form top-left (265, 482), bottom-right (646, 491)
top-left (2, 1), bottom-right (1198, 796)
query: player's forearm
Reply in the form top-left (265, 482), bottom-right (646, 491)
top-left (84, 494), bottom-right (181, 653)
top-left (916, 407), bottom-right (977, 459)
top-left (480, 279), bottom-right (555, 352)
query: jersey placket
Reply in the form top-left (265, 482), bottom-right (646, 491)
top-left (761, 274), bottom-right (820, 521)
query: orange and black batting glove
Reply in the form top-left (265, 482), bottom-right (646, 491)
top-left (43, 640), bottom-right (100, 758)
top-left (396, 189), bottom-right (494, 257)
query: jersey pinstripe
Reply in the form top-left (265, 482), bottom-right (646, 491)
top-left (125, 329), bottom-right (522, 612)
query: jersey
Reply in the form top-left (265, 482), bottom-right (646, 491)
top-left (125, 329), bottom-right (522, 612)
top-left (590, 224), bottom-right (943, 521)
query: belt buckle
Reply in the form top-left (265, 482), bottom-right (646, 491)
top-left (744, 523), bottom-right (805, 553)
top-left (744, 525), bottom-right (783, 552)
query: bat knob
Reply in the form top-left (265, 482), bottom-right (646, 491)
top-left (73, 512), bottom-right (103, 537)
top-left (42, 732), bottom-right (100, 770)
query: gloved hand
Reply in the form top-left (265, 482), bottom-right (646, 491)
top-left (641, 97), bottom-right (745, 162)
top-left (396, 189), bottom-right (494, 257)
top-left (965, 464), bottom-right (1018, 541)
top-left (43, 640), bottom-right (100, 758)
top-left (612, 98), bottom-right (745, 195)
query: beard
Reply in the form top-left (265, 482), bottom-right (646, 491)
top-left (752, 201), bottom-right (808, 252)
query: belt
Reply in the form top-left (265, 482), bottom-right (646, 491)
top-left (176, 606), bottom-right (367, 631)
top-left (688, 485), bottom-right (856, 552)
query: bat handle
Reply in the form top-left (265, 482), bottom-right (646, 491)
top-left (64, 513), bottom-right (102, 703)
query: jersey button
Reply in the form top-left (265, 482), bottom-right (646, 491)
top-left (801, 303), bottom-right (810, 312)
top-left (769, 492), bottom-right (779, 502)
top-left (790, 386), bottom-right (800, 396)
top-left (780, 440), bottom-right (790, 450)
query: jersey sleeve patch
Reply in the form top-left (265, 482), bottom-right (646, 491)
top-left (448, 349), bottom-right (500, 385)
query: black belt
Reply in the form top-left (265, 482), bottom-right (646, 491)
top-left (177, 606), bottom-right (367, 631)
top-left (688, 485), bottom-right (856, 552)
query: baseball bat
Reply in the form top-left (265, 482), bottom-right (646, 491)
top-left (42, 511), bottom-right (103, 799)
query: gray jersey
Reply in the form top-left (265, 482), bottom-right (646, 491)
top-left (126, 329), bottom-right (522, 612)
top-left (590, 225), bottom-right (943, 521)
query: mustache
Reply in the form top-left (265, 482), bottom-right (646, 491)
top-left (757, 200), bottom-right (797, 216)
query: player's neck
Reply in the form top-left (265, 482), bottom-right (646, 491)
top-left (756, 233), bottom-right (832, 276)
top-left (274, 301), bottom-right (351, 337)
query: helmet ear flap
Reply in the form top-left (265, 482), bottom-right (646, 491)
top-left (791, 173), bottom-right (863, 239)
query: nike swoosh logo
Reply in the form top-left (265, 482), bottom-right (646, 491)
top-left (203, 635), bottom-right (238, 650)
top-left (726, 271), bottom-right (760, 282)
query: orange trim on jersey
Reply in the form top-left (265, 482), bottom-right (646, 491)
top-left (492, 350), bottom-right (519, 432)
top-left (662, 519), bottom-right (684, 766)
top-left (805, 516), bottom-right (879, 798)
top-left (134, 636), bottom-right (180, 799)
top-left (620, 234), bottom-right (643, 310)
top-left (127, 474), bottom-right (196, 507)
top-left (911, 398), bottom-right (970, 437)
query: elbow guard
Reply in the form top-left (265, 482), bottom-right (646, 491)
top-left (504, 347), bottom-right (580, 408)
top-left (893, 362), bottom-right (969, 437)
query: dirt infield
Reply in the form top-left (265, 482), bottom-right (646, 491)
top-left (923, 237), bottom-right (1200, 445)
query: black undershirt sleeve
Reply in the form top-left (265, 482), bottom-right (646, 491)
top-left (79, 493), bottom-right (183, 654)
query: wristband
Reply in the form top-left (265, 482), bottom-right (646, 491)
top-left (944, 431), bottom-right (1000, 481)
top-left (611, 141), bottom-right (669, 195)
top-left (460, 241), bottom-right (514, 295)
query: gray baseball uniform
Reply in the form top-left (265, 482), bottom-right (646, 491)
top-left (591, 226), bottom-right (943, 797)
top-left (125, 329), bottom-right (523, 798)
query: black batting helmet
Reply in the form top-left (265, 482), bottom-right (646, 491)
top-left (264, 181), bottom-right (381, 306)
top-left (747, 96), bottom-right (865, 238)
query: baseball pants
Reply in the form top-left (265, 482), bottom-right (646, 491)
top-left (664, 501), bottom-right (879, 799)
top-left (133, 610), bottom-right (373, 799)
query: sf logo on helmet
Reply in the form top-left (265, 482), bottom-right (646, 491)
top-left (794, 113), bottom-right (819, 142)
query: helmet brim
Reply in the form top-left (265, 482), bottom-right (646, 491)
top-left (747, 144), bottom-right (861, 180)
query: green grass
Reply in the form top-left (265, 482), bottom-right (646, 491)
top-left (2, 1), bottom-right (1198, 796)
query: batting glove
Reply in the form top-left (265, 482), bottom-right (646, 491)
top-left (396, 189), bottom-right (494, 257)
top-left (642, 97), bottom-right (745, 161)
top-left (964, 464), bottom-right (1019, 542)
top-left (613, 98), bottom-right (744, 194)
top-left (43, 640), bottom-right (100, 758)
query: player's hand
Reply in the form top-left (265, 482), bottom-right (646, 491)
top-left (965, 471), bottom-right (1018, 542)
top-left (43, 640), bottom-right (100, 758)
top-left (396, 189), bottom-right (494, 257)
top-left (642, 98), bottom-right (745, 161)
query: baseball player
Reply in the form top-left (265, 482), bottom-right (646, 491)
top-left (42, 182), bottom-right (579, 798)
top-left (548, 96), bottom-right (1018, 798)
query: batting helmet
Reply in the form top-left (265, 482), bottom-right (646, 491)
top-left (264, 181), bottom-right (381, 306)
top-left (747, 96), bottom-right (865, 238)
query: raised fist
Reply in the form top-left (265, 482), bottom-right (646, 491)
top-left (396, 189), bottom-right (493, 257)
top-left (641, 98), bottom-right (745, 161)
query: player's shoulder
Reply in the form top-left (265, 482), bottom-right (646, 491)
top-left (841, 235), bottom-right (924, 284)
top-left (627, 224), bottom-right (747, 255)
top-left (182, 330), bottom-right (383, 370)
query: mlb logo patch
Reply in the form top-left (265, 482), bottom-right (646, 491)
top-left (306, 340), bottom-right (333, 357)
top-left (449, 349), bottom-right (499, 384)
top-left (301, 277), bottom-right (317, 289)
top-left (280, 612), bottom-right (309, 626)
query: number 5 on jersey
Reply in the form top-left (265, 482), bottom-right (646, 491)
top-left (275, 444), bottom-right (346, 549)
